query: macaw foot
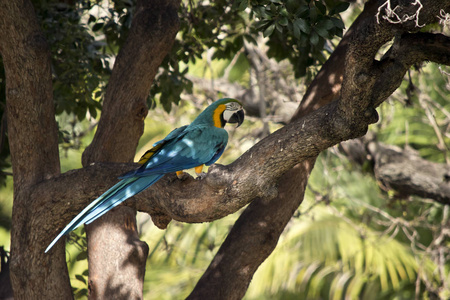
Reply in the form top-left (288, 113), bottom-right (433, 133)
top-left (176, 171), bottom-right (190, 181)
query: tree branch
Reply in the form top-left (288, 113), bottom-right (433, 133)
top-left (373, 32), bottom-right (450, 107)
top-left (38, 97), bottom-right (370, 237)
top-left (341, 137), bottom-right (450, 205)
top-left (339, 0), bottom-right (450, 124)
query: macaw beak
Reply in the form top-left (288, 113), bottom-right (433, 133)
top-left (227, 109), bottom-right (245, 128)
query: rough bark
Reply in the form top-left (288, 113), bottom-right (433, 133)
top-left (340, 136), bottom-right (450, 204)
top-left (80, 0), bottom-right (180, 299)
top-left (86, 206), bottom-right (148, 300)
top-left (0, 0), bottom-right (71, 299)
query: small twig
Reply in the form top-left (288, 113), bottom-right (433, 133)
top-left (438, 65), bottom-right (450, 77)
top-left (222, 48), bottom-right (244, 80)
top-left (437, 9), bottom-right (450, 29)
top-left (419, 97), bottom-right (449, 155)
top-left (376, 0), bottom-right (425, 27)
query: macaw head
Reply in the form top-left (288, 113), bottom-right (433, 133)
top-left (221, 99), bottom-right (245, 128)
top-left (211, 98), bottom-right (245, 128)
top-left (193, 98), bottom-right (245, 128)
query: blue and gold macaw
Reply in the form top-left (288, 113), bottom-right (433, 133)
top-left (45, 98), bottom-right (244, 253)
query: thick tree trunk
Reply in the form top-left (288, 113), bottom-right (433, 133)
top-left (0, 0), bottom-right (71, 299)
top-left (81, 0), bottom-right (180, 299)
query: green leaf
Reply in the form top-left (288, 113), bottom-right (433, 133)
top-left (280, 7), bottom-right (289, 18)
top-left (286, 0), bottom-right (300, 14)
top-left (309, 6), bottom-right (318, 22)
top-left (318, 18), bottom-right (335, 30)
top-left (88, 15), bottom-right (96, 24)
top-left (263, 24), bottom-right (276, 37)
top-left (332, 2), bottom-right (350, 14)
top-left (76, 106), bottom-right (87, 121)
top-left (331, 17), bottom-right (345, 29)
top-left (275, 22), bottom-right (283, 33)
top-left (75, 288), bottom-right (88, 298)
top-left (269, 3), bottom-right (277, 13)
top-left (315, 1), bottom-right (327, 15)
top-left (76, 251), bottom-right (88, 261)
top-left (314, 25), bottom-right (329, 39)
top-left (293, 18), bottom-right (310, 34)
top-left (244, 34), bottom-right (257, 45)
top-left (255, 19), bottom-right (271, 30)
top-left (310, 30), bottom-right (319, 45)
top-left (296, 4), bottom-right (310, 18)
top-left (278, 16), bottom-right (288, 26)
top-left (88, 105), bottom-right (97, 119)
top-left (238, 0), bottom-right (248, 12)
top-left (75, 274), bottom-right (86, 284)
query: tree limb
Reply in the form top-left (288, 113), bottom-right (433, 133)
top-left (38, 96), bottom-right (371, 235)
top-left (341, 137), bottom-right (450, 205)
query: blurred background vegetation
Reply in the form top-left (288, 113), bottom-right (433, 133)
top-left (0, 0), bottom-right (449, 299)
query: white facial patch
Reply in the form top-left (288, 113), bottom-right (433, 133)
top-left (223, 102), bottom-right (242, 121)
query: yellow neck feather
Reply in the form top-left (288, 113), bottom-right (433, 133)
top-left (213, 104), bottom-right (227, 128)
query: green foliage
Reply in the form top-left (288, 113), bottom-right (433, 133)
top-left (376, 65), bottom-right (450, 163)
top-left (243, 0), bottom-right (347, 77)
top-left (150, 68), bottom-right (193, 113)
top-left (0, 58), bottom-right (11, 187)
top-left (34, 0), bottom-right (111, 119)
top-left (141, 215), bottom-right (239, 299)
top-left (152, 0), bottom-right (350, 111)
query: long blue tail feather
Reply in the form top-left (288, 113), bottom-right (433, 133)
top-left (83, 175), bottom-right (163, 224)
top-left (45, 174), bottom-right (162, 253)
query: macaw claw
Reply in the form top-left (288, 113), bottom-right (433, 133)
top-left (175, 170), bottom-right (190, 181)
top-left (195, 172), bottom-right (207, 180)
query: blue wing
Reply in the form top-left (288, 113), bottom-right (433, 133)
top-left (119, 125), bottom-right (189, 179)
top-left (125, 125), bottom-right (228, 177)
